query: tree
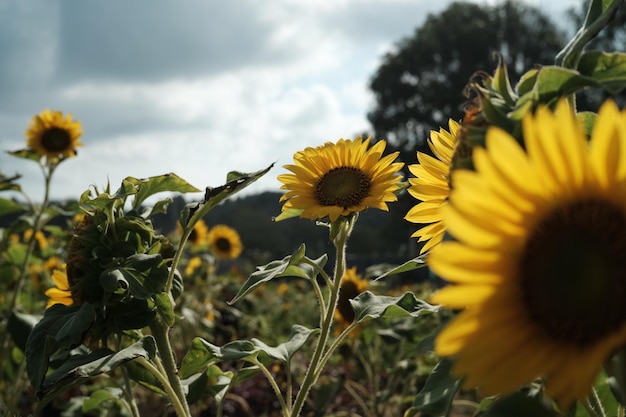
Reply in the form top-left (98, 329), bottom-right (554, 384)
top-left (368, 1), bottom-right (566, 152)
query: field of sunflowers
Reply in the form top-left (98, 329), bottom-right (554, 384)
top-left (4, 1), bottom-right (626, 416)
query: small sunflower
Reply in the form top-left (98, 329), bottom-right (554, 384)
top-left (184, 219), bottom-right (209, 247)
top-left (45, 268), bottom-right (74, 308)
top-left (25, 109), bottom-right (83, 160)
top-left (428, 100), bottom-right (626, 408)
top-left (207, 224), bottom-right (243, 260)
top-left (334, 267), bottom-right (369, 333)
top-left (405, 120), bottom-right (461, 253)
top-left (278, 137), bottom-right (404, 222)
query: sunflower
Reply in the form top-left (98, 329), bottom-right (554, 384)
top-left (183, 219), bottom-right (209, 247)
top-left (25, 109), bottom-right (83, 160)
top-left (405, 120), bottom-right (461, 253)
top-left (428, 99), bottom-right (626, 408)
top-left (278, 137), bottom-right (404, 222)
top-left (334, 267), bottom-right (369, 333)
top-left (45, 268), bottom-right (74, 308)
top-left (207, 224), bottom-right (243, 259)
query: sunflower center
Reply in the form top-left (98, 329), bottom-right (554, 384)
top-left (521, 199), bottom-right (626, 346)
top-left (41, 127), bottom-right (72, 152)
top-left (314, 166), bottom-right (371, 208)
top-left (215, 237), bottom-right (231, 252)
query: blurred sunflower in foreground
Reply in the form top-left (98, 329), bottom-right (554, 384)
top-left (429, 100), bottom-right (626, 408)
top-left (207, 224), bottom-right (242, 260)
top-left (25, 109), bottom-right (83, 160)
top-left (405, 120), bottom-right (461, 253)
top-left (278, 137), bottom-right (404, 222)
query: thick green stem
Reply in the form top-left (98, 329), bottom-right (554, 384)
top-left (150, 320), bottom-right (192, 417)
top-left (136, 357), bottom-right (188, 417)
top-left (290, 216), bottom-right (354, 417)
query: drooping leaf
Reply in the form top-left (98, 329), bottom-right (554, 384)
top-left (127, 173), bottom-right (201, 211)
top-left (405, 358), bottom-right (461, 416)
top-left (351, 291), bottom-right (439, 324)
top-left (38, 336), bottom-right (157, 402)
top-left (7, 311), bottom-right (41, 353)
top-left (26, 303), bottom-right (97, 389)
top-left (179, 337), bottom-right (218, 379)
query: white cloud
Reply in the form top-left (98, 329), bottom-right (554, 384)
top-left (0, 0), bottom-right (579, 204)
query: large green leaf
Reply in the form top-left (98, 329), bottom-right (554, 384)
top-left (405, 358), bottom-right (461, 416)
top-left (127, 173), bottom-right (201, 210)
top-left (0, 173), bottom-right (23, 193)
top-left (229, 248), bottom-right (327, 305)
top-left (38, 336), bottom-right (157, 402)
top-left (7, 311), bottom-right (41, 353)
top-left (7, 149), bottom-right (40, 162)
top-left (577, 51), bottom-right (626, 94)
top-left (26, 303), bottom-right (97, 389)
top-left (351, 291), bottom-right (439, 324)
top-left (0, 197), bottom-right (24, 216)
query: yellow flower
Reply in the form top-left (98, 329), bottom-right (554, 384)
top-left (45, 268), bottom-right (74, 308)
top-left (185, 256), bottom-right (203, 275)
top-left (207, 224), bottom-right (243, 260)
top-left (183, 219), bottom-right (209, 247)
top-left (25, 109), bottom-right (83, 160)
top-left (278, 137), bottom-right (404, 222)
top-left (428, 100), bottom-right (626, 408)
top-left (405, 120), bottom-right (461, 253)
top-left (24, 229), bottom-right (48, 250)
top-left (334, 267), bottom-right (369, 333)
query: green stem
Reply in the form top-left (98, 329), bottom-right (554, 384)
top-left (136, 357), bottom-right (188, 417)
top-left (289, 215), bottom-right (354, 417)
top-left (250, 357), bottom-right (289, 416)
top-left (150, 320), bottom-right (192, 417)
top-left (121, 365), bottom-right (141, 417)
top-left (165, 223), bottom-right (192, 294)
top-left (555, 0), bottom-right (624, 68)
top-left (588, 387), bottom-right (607, 417)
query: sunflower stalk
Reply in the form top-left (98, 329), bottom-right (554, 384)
top-left (289, 214), bottom-right (355, 417)
top-left (149, 319), bottom-right (192, 417)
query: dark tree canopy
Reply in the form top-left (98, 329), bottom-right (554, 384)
top-left (368, 1), bottom-right (566, 151)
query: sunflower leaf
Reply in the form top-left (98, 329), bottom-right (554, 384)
top-left (229, 251), bottom-right (326, 304)
top-left (374, 255), bottom-right (427, 280)
top-left (0, 196), bottom-right (24, 216)
top-left (251, 325), bottom-right (320, 362)
top-left (38, 336), bottom-right (157, 403)
top-left (8, 149), bottom-right (41, 162)
top-left (351, 291), bottom-right (438, 324)
top-left (577, 51), bottom-right (626, 95)
top-left (186, 163), bottom-right (273, 227)
top-left (127, 173), bottom-right (201, 211)
top-left (405, 358), bottom-right (461, 416)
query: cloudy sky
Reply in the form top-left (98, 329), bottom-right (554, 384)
top-left (1, 0), bottom-right (579, 204)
